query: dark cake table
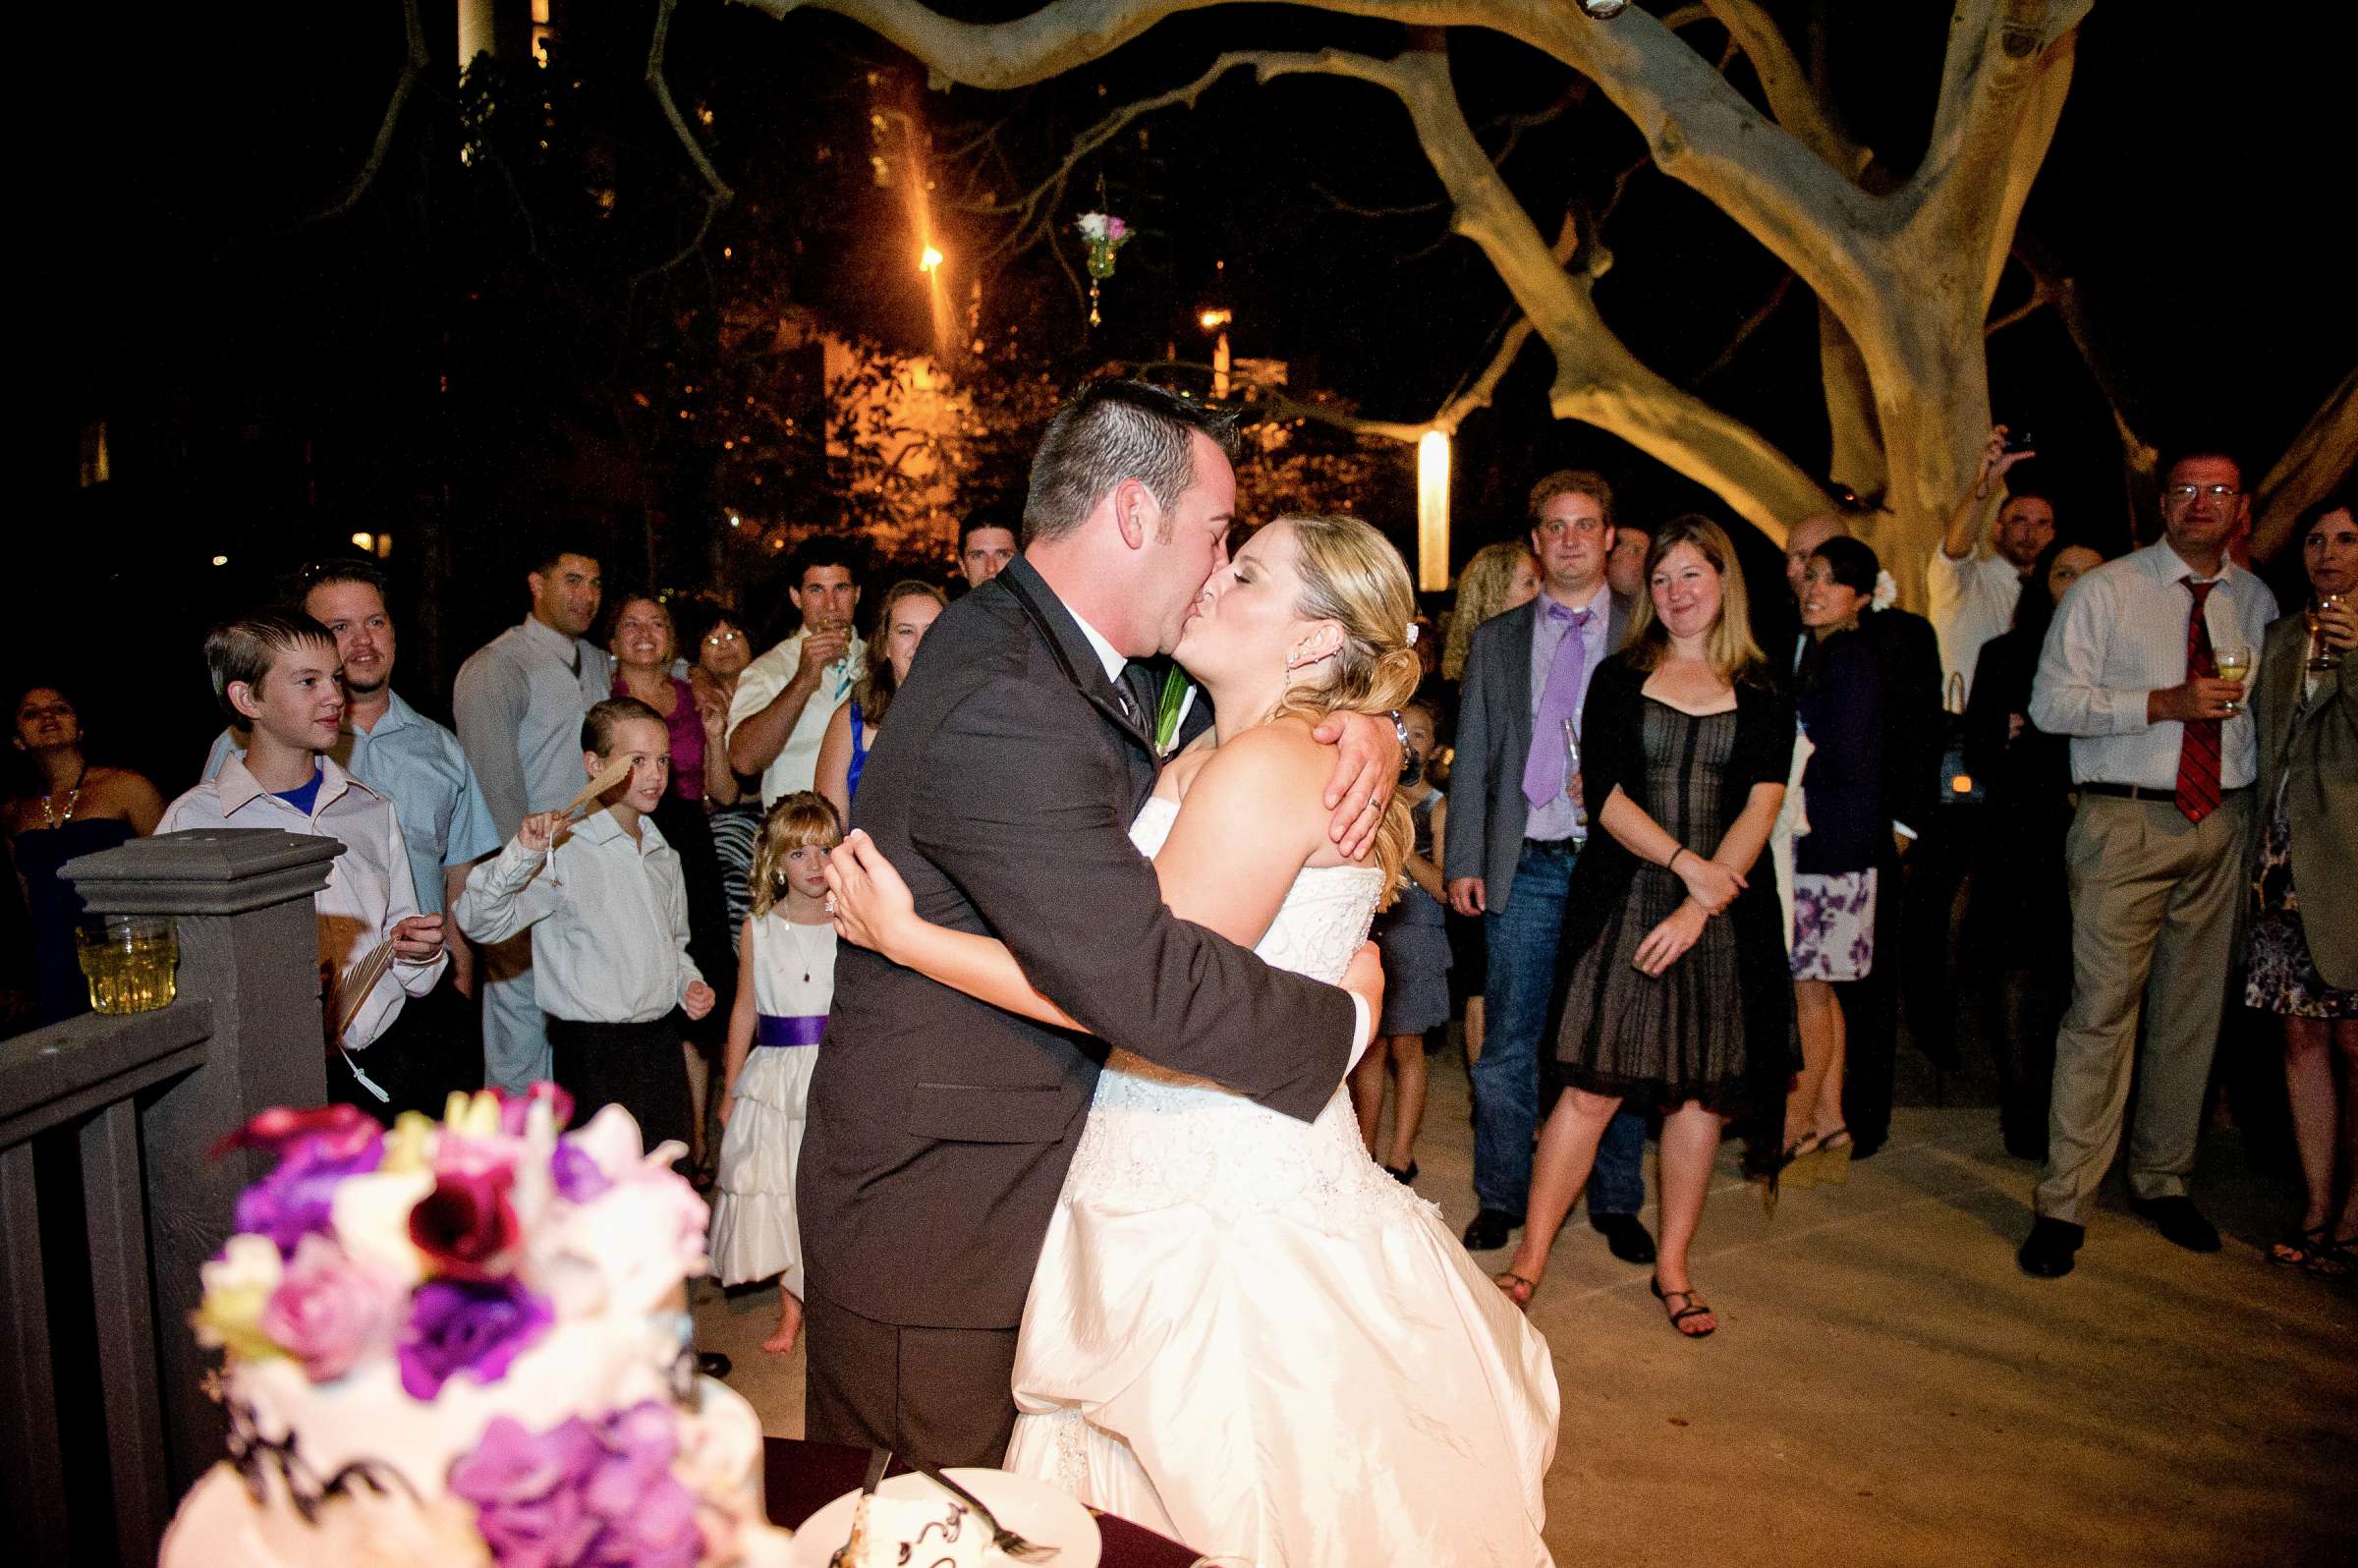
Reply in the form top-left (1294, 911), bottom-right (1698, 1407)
top-left (762, 1437), bottom-right (1206, 1566)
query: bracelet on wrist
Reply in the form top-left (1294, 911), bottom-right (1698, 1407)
top-left (1667, 846), bottom-right (1685, 872)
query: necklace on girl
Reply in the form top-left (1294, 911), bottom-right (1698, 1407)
top-left (784, 919), bottom-right (829, 982)
top-left (41, 762), bottom-right (88, 830)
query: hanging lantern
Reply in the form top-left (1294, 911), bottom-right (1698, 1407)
top-left (1074, 211), bottom-right (1132, 326)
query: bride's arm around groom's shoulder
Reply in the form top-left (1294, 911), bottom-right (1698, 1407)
top-left (893, 679), bottom-right (1361, 1123)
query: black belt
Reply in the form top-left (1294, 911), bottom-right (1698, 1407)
top-left (2079, 782), bottom-right (2249, 802)
top-left (1522, 836), bottom-right (1582, 856)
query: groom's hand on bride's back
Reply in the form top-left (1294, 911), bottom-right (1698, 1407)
top-left (1312, 710), bottom-right (1405, 859)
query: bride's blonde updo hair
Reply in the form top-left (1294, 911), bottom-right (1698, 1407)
top-left (1264, 513), bottom-right (1422, 907)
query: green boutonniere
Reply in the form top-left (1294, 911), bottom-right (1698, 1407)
top-left (1153, 668), bottom-right (1191, 756)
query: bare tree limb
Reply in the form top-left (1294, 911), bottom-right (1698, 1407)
top-left (634, 0), bottom-right (738, 284)
top-left (1688, 271), bottom-right (1795, 386)
top-left (2254, 366), bottom-right (2358, 562)
top-left (284, 0), bottom-right (429, 231)
top-left (1697, 0), bottom-right (1867, 176)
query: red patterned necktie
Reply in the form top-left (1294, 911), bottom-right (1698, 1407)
top-left (2173, 578), bottom-right (2220, 823)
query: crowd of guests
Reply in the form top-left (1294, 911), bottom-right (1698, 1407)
top-left (3, 438), bottom-right (2350, 1375)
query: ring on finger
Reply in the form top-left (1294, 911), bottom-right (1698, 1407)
top-left (824, 892), bottom-right (839, 916)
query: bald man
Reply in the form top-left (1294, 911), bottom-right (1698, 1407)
top-left (1781, 515), bottom-right (1943, 1160)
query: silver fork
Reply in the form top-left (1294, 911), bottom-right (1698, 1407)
top-left (912, 1461), bottom-right (1058, 1562)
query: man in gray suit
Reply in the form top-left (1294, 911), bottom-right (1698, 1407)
top-left (1445, 471), bottom-right (1654, 1262)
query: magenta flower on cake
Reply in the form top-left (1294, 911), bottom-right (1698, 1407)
top-left (449, 1402), bottom-right (700, 1568)
top-left (232, 1115), bottom-right (388, 1257)
top-left (260, 1234), bottom-right (399, 1381)
top-left (410, 1163), bottom-right (524, 1280)
top-left (398, 1276), bottom-right (553, 1398)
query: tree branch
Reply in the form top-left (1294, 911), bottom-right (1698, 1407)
top-left (2253, 366), bottom-right (2358, 562)
top-left (1696, 0), bottom-right (1867, 177)
top-left (283, 0), bottom-right (429, 231)
top-left (634, 0), bottom-right (738, 283)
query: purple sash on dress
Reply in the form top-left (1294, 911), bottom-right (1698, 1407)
top-left (754, 1013), bottom-right (827, 1047)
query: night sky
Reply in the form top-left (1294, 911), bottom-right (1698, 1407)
top-left (28, 0), bottom-right (2357, 792)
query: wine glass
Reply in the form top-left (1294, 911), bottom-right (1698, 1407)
top-left (2213, 644), bottom-right (2252, 714)
top-left (2309, 592), bottom-right (2349, 672)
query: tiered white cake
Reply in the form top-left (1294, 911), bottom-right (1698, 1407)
top-left (159, 1088), bottom-right (791, 1568)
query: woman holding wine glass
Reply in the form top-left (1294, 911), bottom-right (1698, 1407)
top-left (2248, 489), bottom-right (2357, 1276)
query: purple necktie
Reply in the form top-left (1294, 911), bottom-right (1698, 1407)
top-left (1522, 601), bottom-right (1593, 811)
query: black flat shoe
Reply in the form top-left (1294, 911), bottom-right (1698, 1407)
top-left (2129, 1195), bottom-right (2221, 1253)
top-left (1384, 1161), bottom-right (1420, 1185)
top-left (1461, 1208), bottom-right (1524, 1252)
top-left (2016, 1216), bottom-right (2084, 1278)
top-left (1591, 1212), bottom-right (1656, 1265)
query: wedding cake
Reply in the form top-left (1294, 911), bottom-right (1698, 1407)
top-left (158, 1086), bottom-right (792, 1568)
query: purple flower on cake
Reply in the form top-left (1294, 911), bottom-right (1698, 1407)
top-left (398, 1276), bottom-right (554, 1399)
top-left (410, 1163), bottom-right (525, 1280)
top-left (232, 1116), bottom-right (388, 1258)
top-left (260, 1234), bottom-right (399, 1381)
top-left (449, 1403), bottom-right (700, 1568)
top-left (550, 1138), bottom-right (612, 1204)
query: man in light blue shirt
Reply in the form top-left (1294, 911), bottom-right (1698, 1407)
top-left (204, 560), bottom-right (501, 1113)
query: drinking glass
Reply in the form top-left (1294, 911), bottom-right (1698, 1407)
top-left (2309, 593), bottom-right (2348, 672)
top-left (2213, 644), bottom-right (2252, 714)
top-left (75, 916), bottom-right (180, 1015)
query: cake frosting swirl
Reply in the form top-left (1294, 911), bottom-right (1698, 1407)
top-left (159, 1087), bottom-right (791, 1568)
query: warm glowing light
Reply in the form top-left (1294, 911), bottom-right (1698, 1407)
top-left (211, 555), bottom-right (230, 567)
top-left (1951, 774), bottom-right (1974, 795)
top-left (1416, 430), bottom-right (1452, 592)
top-left (1199, 308), bottom-right (1232, 331)
top-left (350, 532), bottom-right (375, 552)
top-left (919, 246), bottom-right (944, 274)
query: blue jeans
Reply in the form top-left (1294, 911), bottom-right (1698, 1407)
top-left (1474, 840), bottom-right (1647, 1217)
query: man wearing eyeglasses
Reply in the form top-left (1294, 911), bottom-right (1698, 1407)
top-left (2017, 449), bottom-right (2277, 1278)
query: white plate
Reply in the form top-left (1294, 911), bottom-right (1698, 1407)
top-left (787, 1467), bottom-right (1103, 1568)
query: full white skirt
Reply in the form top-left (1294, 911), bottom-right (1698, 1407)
top-left (1004, 1079), bottom-right (1558, 1568)
top-left (708, 1045), bottom-right (815, 1293)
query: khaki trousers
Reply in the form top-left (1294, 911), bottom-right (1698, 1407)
top-left (2036, 791), bottom-right (2251, 1223)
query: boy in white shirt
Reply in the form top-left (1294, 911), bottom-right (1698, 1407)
top-left (158, 610), bottom-right (448, 1110)
top-left (456, 698), bottom-right (716, 1154)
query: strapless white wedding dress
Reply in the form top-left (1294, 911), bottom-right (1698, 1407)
top-left (1003, 797), bottom-right (1558, 1567)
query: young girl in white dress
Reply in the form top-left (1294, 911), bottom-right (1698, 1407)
top-left (710, 791), bottom-right (842, 1355)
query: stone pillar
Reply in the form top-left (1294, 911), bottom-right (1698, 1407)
top-left (63, 827), bottom-right (342, 1494)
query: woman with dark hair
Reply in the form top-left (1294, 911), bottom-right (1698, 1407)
top-left (4, 684), bottom-right (165, 1027)
top-left (1963, 535), bottom-right (2107, 1158)
top-left (2249, 490), bottom-right (2356, 1275)
top-left (1494, 516), bottom-right (1795, 1336)
top-left (814, 581), bottom-right (947, 825)
top-left (1778, 534), bottom-right (1886, 1180)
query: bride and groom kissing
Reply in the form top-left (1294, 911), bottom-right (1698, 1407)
top-left (798, 379), bottom-right (1558, 1567)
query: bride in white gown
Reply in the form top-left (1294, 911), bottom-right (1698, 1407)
top-left (825, 515), bottom-right (1557, 1567)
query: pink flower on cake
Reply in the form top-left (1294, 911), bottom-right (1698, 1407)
top-left (410, 1163), bottom-right (525, 1280)
top-left (260, 1233), bottom-right (399, 1381)
top-left (398, 1277), bottom-right (554, 1399)
top-left (229, 1111), bottom-right (388, 1258)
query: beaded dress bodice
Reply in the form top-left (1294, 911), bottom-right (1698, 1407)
top-left (1061, 797), bottom-right (1424, 1229)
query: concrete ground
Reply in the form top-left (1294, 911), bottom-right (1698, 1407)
top-left (697, 1045), bottom-right (2357, 1568)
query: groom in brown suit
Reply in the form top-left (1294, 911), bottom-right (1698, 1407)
top-left (799, 380), bottom-right (1397, 1467)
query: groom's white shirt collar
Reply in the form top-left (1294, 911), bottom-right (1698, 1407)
top-left (1068, 608), bottom-right (1130, 684)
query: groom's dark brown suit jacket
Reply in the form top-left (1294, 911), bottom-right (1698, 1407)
top-left (798, 556), bottom-right (1355, 1332)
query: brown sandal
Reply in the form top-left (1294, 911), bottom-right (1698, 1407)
top-left (1650, 1275), bottom-right (1717, 1338)
top-left (1493, 1271), bottom-right (1538, 1311)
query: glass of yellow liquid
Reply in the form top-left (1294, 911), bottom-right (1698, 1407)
top-left (2214, 644), bottom-right (2252, 714)
top-left (75, 916), bottom-right (180, 1016)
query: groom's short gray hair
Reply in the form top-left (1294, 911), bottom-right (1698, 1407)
top-left (1024, 379), bottom-right (1240, 545)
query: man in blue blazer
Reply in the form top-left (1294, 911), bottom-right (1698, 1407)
top-left (1445, 472), bottom-right (1655, 1262)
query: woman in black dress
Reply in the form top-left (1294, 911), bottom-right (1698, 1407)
top-left (1492, 517), bottom-right (1796, 1338)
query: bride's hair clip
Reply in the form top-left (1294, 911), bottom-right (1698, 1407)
top-left (1404, 623), bottom-right (1419, 645)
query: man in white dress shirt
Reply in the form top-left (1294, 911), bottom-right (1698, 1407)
top-left (2017, 449), bottom-right (2276, 1278)
top-left (1929, 423), bottom-right (2058, 703)
top-left (727, 538), bottom-right (868, 809)
top-left (453, 542), bottom-right (614, 1092)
